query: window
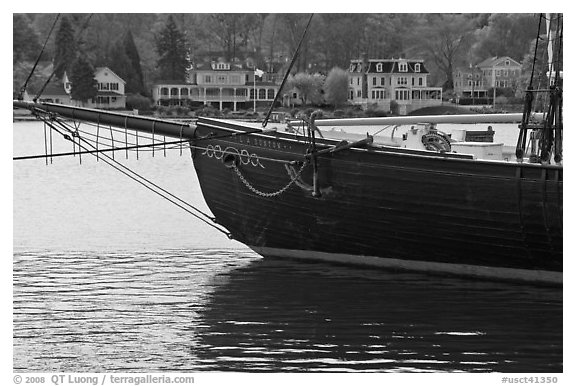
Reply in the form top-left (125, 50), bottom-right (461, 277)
top-left (376, 63), bottom-right (383, 72)
top-left (397, 77), bottom-right (407, 85)
top-left (357, 78), bottom-right (360, 86)
top-left (412, 78), bottom-right (414, 86)
top-left (259, 89), bottom-right (266, 99)
top-left (205, 75), bottom-right (212, 83)
top-left (350, 91), bottom-right (354, 99)
top-left (504, 70), bottom-right (508, 77)
top-left (372, 77), bottom-right (376, 86)
top-left (399, 62), bottom-right (408, 72)
top-left (380, 77), bottom-right (385, 86)
top-left (496, 70), bottom-right (501, 77)
top-left (357, 90), bottom-right (361, 97)
top-left (267, 89), bottom-right (274, 99)
top-left (395, 89), bottom-right (409, 100)
top-left (371, 90), bottom-right (375, 99)
top-left (415, 63), bottom-right (421, 72)
top-left (505, 60), bottom-right (510, 66)
top-left (418, 77), bottom-right (423, 86)
top-left (350, 78), bottom-right (353, 85)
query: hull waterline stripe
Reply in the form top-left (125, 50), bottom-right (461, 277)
top-left (249, 247), bottom-right (562, 285)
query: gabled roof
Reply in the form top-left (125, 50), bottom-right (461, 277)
top-left (95, 67), bottom-right (126, 83)
top-left (27, 82), bottom-right (68, 97)
top-left (476, 56), bottom-right (522, 68)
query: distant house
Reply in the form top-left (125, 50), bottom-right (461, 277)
top-left (348, 57), bottom-right (442, 115)
top-left (25, 81), bottom-right (72, 105)
top-left (151, 58), bottom-right (279, 111)
top-left (453, 56), bottom-right (523, 101)
top-left (88, 67), bottom-right (127, 109)
top-left (24, 66), bottom-right (126, 109)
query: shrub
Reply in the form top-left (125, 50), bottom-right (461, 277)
top-left (126, 94), bottom-right (152, 111)
top-left (366, 108), bottom-right (388, 117)
top-left (390, 100), bottom-right (399, 115)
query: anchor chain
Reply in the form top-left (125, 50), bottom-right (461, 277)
top-left (232, 162), bottom-right (307, 198)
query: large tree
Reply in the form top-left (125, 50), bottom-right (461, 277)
top-left (13, 14), bottom-right (42, 64)
top-left (323, 67), bottom-right (349, 107)
top-left (207, 14), bottom-right (261, 61)
top-left (155, 15), bottom-right (189, 81)
top-left (286, 72), bottom-right (325, 105)
top-left (315, 14), bottom-right (368, 72)
top-left (472, 14), bottom-right (539, 63)
top-left (123, 30), bottom-right (146, 94)
top-left (409, 14), bottom-right (479, 90)
top-left (53, 15), bottom-right (77, 80)
top-left (108, 31), bottom-right (146, 95)
top-left (70, 56), bottom-right (97, 106)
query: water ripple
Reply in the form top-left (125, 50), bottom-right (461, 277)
top-left (13, 249), bottom-right (562, 372)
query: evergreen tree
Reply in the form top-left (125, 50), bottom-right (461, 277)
top-left (123, 30), bottom-right (145, 94)
top-left (70, 56), bottom-right (97, 106)
top-left (54, 16), bottom-right (77, 80)
top-left (155, 15), bottom-right (189, 81)
top-left (108, 40), bottom-right (134, 92)
top-left (13, 14), bottom-right (42, 64)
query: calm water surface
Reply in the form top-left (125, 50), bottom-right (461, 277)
top-left (13, 121), bottom-right (562, 372)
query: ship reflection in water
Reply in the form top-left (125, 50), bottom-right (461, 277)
top-left (13, 249), bottom-right (562, 372)
top-left (192, 255), bottom-right (561, 372)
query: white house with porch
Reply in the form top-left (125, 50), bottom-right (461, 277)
top-left (151, 59), bottom-right (279, 111)
top-left (348, 57), bottom-right (442, 114)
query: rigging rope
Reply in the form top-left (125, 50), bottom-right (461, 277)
top-left (32, 116), bottom-right (233, 238)
top-left (13, 139), bottom-right (190, 161)
top-left (35, 14), bottom-right (93, 101)
top-left (18, 13), bottom-right (60, 101)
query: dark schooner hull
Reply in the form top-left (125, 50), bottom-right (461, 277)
top-left (191, 117), bottom-right (562, 284)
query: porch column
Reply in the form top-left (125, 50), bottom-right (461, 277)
top-left (219, 87), bottom-right (223, 111)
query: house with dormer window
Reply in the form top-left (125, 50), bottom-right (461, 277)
top-left (453, 56), bottom-right (522, 101)
top-left (152, 57), bottom-right (280, 111)
top-left (348, 57), bottom-right (442, 114)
